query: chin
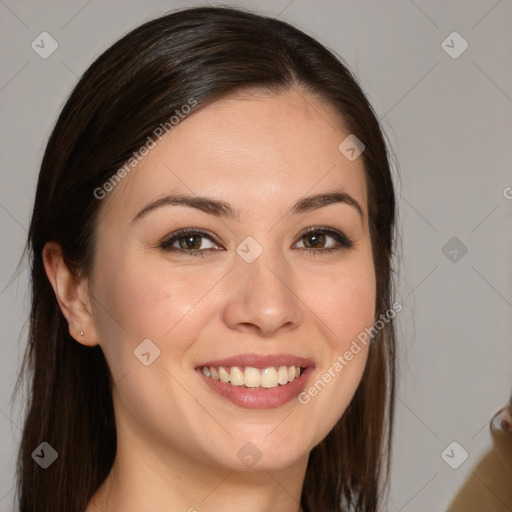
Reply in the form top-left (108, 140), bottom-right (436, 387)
top-left (207, 431), bottom-right (314, 472)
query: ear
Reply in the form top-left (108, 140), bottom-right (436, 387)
top-left (42, 241), bottom-right (99, 347)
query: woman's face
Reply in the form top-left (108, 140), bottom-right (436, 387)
top-left (88, 88), bottom-right (376, 472)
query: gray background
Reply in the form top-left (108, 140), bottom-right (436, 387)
top-left (1, 1), bottom-right (511, 510)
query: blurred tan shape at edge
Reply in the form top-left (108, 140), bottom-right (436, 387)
top-left (446, 401), bottom-right (512, 512)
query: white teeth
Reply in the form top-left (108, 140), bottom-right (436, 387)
top-left (218, 366), bottom-right (230, 383)
top-left (230, 366), bottom-right (244, 386)
top-left (201, 365), bottom-right (303, 388)
top-left (261, 367), bottom-right (279, 388)
top-left (244, 367), bottom-right (261, 387)
top-left (277, 365), bottom-right (289, 385)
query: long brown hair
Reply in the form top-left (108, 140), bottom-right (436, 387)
top-left (13, 6), bottom-right (398, 511)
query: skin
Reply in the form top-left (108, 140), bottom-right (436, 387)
top-left (43, 88), bottom-right (376, 512)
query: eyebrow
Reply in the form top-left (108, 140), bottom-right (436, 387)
top-left (131, 188), bottom-right (364, 223)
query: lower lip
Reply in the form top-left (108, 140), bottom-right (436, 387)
top-left (197, 367), bottom-right (314, 409)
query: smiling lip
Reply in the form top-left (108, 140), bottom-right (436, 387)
top-left (196, 353), bottom-right (315, 369)
top-left (195, 353), bottom-right (315, 410)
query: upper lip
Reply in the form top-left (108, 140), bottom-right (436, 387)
top-left (196, 353), bottom-right (315, 369)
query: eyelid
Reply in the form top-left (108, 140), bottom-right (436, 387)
top-left (160, 227), bottom-right (222, 249)
top-left (293, 226), bottom-right (354, 250)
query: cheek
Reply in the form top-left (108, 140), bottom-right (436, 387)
top-left (89, 251), bottom-right (205, 374)
top-left (293, 256), bottom-right (376, 446)
top-left (94, 245), bottom-right (204, 327)
top-left (89, 254), bottom-right (215, 433)
top-left (299, 255), bottom-right (376, 346)
top-left (90, 246), bottom-right (233, 382)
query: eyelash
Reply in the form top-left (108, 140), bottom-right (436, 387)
top-left (159, 226), bottom-right (354, 258)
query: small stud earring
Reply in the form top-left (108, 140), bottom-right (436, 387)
top-left (79, 330), bottom-right (84, 336)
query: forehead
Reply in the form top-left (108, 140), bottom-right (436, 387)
top-left (100, 88), bottom-right (368, 222)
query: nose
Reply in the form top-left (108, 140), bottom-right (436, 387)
top-left (222, 248), bottom-right (303, 337)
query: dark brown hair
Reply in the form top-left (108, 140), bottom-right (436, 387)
top-left (14, 6), bottom-right (398, 511)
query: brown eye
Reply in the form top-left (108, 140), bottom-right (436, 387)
top-left (295, 227), bottom-right (354, 253)
top-left (160, 229), bottom-right (220, 256)
top-left (302, 232), bottom-right (327, 249)
top-left (177, 234), bottom-right (203, 250)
